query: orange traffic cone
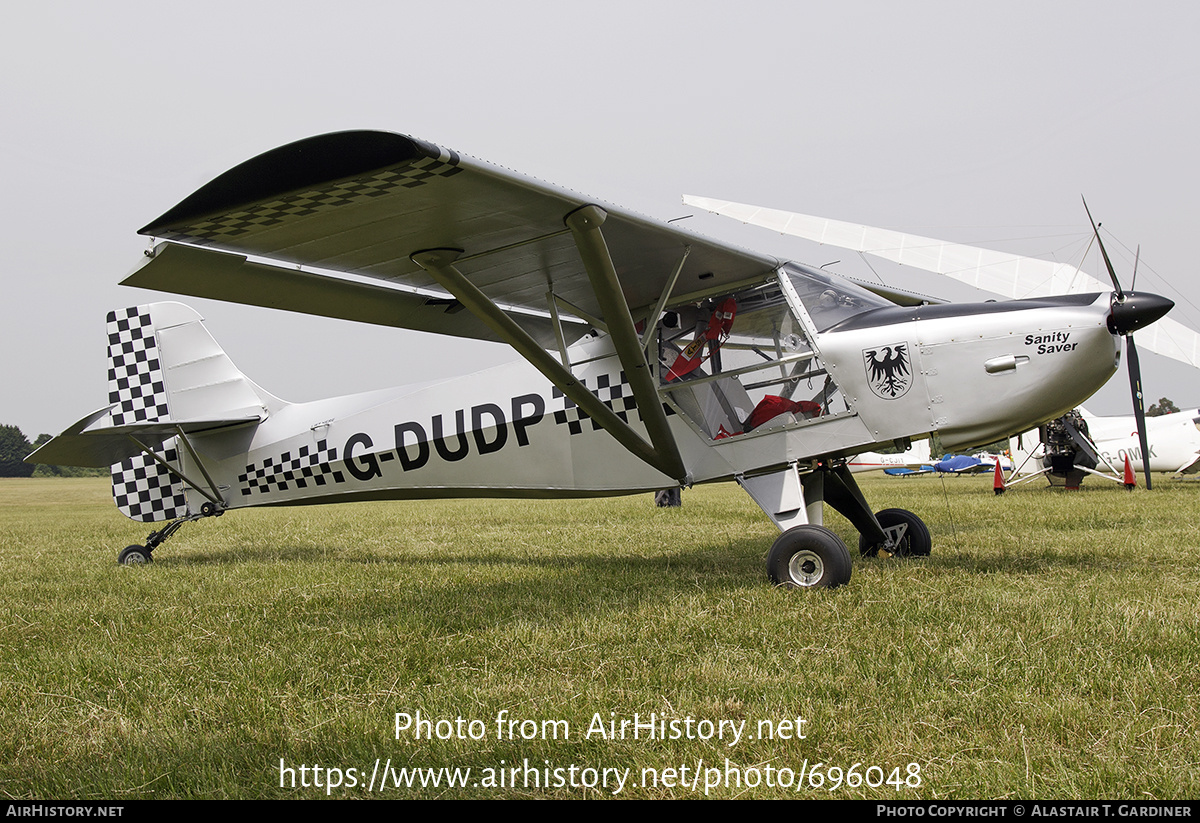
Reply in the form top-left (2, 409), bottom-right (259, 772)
top-left (1123, 454), bottom-right (1136, 491)
top-left (993, 458), bottom-right (1005, 495)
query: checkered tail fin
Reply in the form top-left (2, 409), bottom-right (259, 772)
top-left (107, 303), bottom-right (271, 522)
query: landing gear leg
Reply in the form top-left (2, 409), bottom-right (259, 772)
top-left (737, 464), bottom-right (852, 588)
top-left (739, 462), bottom-right (932, 588)
top-left (822, 463), bottom-right (931, 559)
top-left (115, 504), bottom-right (224, 565)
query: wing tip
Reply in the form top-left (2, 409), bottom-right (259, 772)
top-left (139, 130), bottom-right (443, 237)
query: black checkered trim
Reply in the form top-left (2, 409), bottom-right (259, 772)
top-left (238, 440), bottom-right (346, 496)
top-left (551, 372), bottom-right (645, 435)
top-left (112, 444), bottom-right (188, 523)
top-left (158, 158), bottom-right (463, 244)
top-left (107, 306), bottom-right (169, 426)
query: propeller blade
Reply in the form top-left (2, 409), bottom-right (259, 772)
top-left (1125, 335), bottom-right (1153, 490)
top-left (1082, 197), bottom-right (1124, 300)
top-left (1131, 244), bottom-right (1140, 291)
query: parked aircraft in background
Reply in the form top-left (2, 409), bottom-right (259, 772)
top-left (847, 440), bottom-right (932, 473)
top-left (1007, 406), bottom-right (1200, 488)
top-left (1081, 407), bottom-right (1200, 475)
top-left (933, 453), bottom-right (1011, 475)
top-left (875, 452), bottom-right (1012, 477)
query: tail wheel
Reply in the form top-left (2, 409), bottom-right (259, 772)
top-left (767, 525), bottom-right (852, 590)
top-left (117, 545), bottom-right (152, 565)
top-left (859, 508), bottom-right (930, 558)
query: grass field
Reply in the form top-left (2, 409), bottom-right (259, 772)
top-left (1, 474), bottom-right (1198, 799)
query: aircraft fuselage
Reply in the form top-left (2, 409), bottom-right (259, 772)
top-left (175, 292), bottom-right (1121, 516)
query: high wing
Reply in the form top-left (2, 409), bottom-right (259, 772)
top-left (128, 131), bottom-right (780, 345)
top-left (682, 195), bottom-right (1200, 369)
top-left (125, 131), bottom-right (792, 482)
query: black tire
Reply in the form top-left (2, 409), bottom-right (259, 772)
top-left (117, 545), bottom-right (152, 565)
top-left (766, 525), bottom-right (852, 589)
top-left (858, 508), bottom-right (931, 558)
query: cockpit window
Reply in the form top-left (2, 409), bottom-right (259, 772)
top-left (656, 275), bottom-right (850, 440)
top-left (654, 265), bottom-right (894, 441)
top-left (782, 262), bottom-right (894, 331)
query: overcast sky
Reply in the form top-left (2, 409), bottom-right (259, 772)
top-left (4, 0), bottom-right (1199, 437)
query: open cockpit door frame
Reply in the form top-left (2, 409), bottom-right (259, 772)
top-left (650, 263), bottom-right (860, 447)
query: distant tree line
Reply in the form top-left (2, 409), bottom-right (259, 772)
top-left (1146, 397), bottom-right (1180, 417)
top-left (0, 425), bottom-right (106, 477)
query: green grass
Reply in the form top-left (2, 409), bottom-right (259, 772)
top-left (1, 475), bottom-right (1198, 799)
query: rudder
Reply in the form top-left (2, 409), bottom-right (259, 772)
top-left (106, 303), bottom-right (270, 522)
top-left (107, 305), bottom-right (186, 522)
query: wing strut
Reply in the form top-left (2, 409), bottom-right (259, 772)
top-left (641, 245), bottom-right (690, 352)
top-left (411, 243), bottom-right (686, 482)
top-left (563, 205), bottom-right (685, 480)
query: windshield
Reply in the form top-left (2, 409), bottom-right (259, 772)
top-left (782, 262), bottom-right (894, 331)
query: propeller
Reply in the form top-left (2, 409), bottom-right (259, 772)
top-left (1083, 198), bottom-right (1173, 489)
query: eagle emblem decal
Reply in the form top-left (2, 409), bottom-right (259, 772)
top-left (863, 343), bottom-right (912, 399)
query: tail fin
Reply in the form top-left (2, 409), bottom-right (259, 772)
top-left (107, 303), bottom-right (271, 522)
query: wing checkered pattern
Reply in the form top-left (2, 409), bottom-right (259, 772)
top-left (112, 444), bottom-right (188, 522)
top-left (107, 306), bottom-right (169, 426)
top-left (156, 157), bottom-right (463, 245)
top-left (238, 440), bottom-right (346, 496)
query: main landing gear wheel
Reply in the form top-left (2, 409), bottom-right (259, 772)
top-left (858, 508), bottom-right (931, 558)
top-left (766, 525), bottom-right (852, 590)
top-left (117, 545), bottom-right (152, 565)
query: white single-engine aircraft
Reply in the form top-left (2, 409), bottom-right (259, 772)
top-left (1083, 407), bottom-right (1200, 475)
top-left (29, 131), bottom-right (1176, 589)
top-left (683, 194), bottom-right (1200, 491)
top-left (846, 440), bottom-right (933, 474)
top-left (1006, 406), bottom-right (1200, 488)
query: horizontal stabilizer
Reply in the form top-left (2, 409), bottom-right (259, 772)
top-left (30, 301), bottom-right (267, 475)
top-left (27, 409), bottom-right (260, 468)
